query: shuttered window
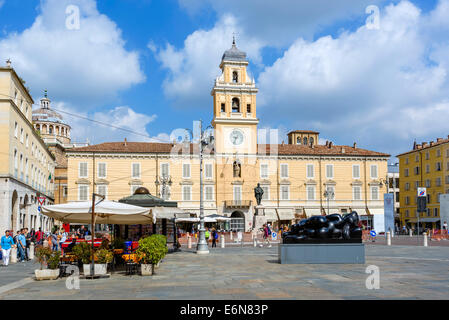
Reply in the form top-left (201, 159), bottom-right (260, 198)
top-left (79, 185), bottom-right (89, 201)
top-left (370, 165), bottom-right (378, 179)
top-left (98, 163), bottom-right (106, 178)
top-left (353, 186), bottom-right (361, 200)
top-left (306, 164), bottom-right (314, 179)
top-left (260, 164), bottom-right (268, 179)
top-left (205, 186), bottom-right (214, 201)
top-left (281, 185), bottom-right (289, 200)
top-left (161, 163), bottom-right (169, 177)
top-left (97, 185), bottom-right (107, 198)
top-left (182, 186), bottom-right (192, 201)
top-left (280, 164), bottom-right (288, 178)
top-left (79, 162), bottom-right (88, 178)
top-left (205, 163), bottom-right (213, 179)
top-left (307, 186), bottom-right (315, 200)
top-left (326, 164), bottom-right (334, 179)
top-left (353, 165), bottom-right (360, 179)
top-left (371, 186), bottom-right (379, 200)
top-left (132, 163), bottom-right (140, 178)
top-left (183, 163), bottom-right (191, 179)
top-left (233, 186), bottom-right (242, 201)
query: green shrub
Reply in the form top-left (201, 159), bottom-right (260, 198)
top-left (72, 242), bottom-right (93, 264)
top-left (48, 251), bottom-right (61, 270)
top-left (111, 237), bottom-right (125, 250)
top-left (35, 246), bottom-right (52, 270)
top-left (136, 234), bottom-right (168, 266)
top-left (95, 249), bottom-right (113, 264)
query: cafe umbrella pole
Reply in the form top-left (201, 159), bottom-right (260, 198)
top-left (89, 193), bottom-right (105, 278)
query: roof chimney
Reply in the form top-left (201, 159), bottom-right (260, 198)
top-left (437, 138), bottom-right (443, 142)
top-left (6, 59), bottom-right (11, 68)
top-left (353, 142), bottom-right (357, 149)
top-left (341, 147), bottom-right (345, 154)
top-left (124, 138), bottom-right (127, 146)
top-left (328, 141), bottom-right (333, 148)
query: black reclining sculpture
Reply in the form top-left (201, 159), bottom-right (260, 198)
top-left (282, 211), bottom-right (363, 243)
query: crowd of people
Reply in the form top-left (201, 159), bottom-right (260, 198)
top-left (0, 225), bottom-right (94, 267)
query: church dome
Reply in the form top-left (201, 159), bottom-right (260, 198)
top-left (222, 39), bottom-right (247, 62)
top-left (32, 91), bottom-right (68, 126)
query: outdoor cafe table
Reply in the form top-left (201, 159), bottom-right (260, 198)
top-left (60, 238), bottom-right (103, 254)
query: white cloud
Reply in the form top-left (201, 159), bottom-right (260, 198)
top-left (0, 1), bottom-right (5, 9)
top-left (256, 0), bottom-right (449, 155)
top-left (153, 15), bottom-right (264, 109)
top-left (51, 102), bottom-right (167, 144)
top-left (179, 0), bottom-right (389, 47)
top-left (0, 0), bottom-right (145, 106)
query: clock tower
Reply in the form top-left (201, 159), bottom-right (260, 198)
top-left (211, 39), bottom-right (259, 154)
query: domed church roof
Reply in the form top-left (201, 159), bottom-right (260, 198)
top-left (222, 38), bottom-right (247, 62)
top-left (32, 90), bottom-right (68, 126)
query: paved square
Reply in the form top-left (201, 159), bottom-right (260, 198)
top-left (1, 244), bottom-right (448, 299)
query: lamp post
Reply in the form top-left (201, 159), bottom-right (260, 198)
top-left (323, 187), bottom-right (334, 215)
top-left (186, 120), bottom-right (213, 255)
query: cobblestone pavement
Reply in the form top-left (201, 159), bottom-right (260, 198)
top-left (1, 245), bottom-right (448, 300)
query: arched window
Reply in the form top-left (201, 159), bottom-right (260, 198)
top-left (232, 98), bottom-right (240, 113)
top-left (232, 71), bottom-right (238, 83)
top-left (297, 137), bottom-right (301, 145)
top-left (303, 137), bottom-right (308, 145)
top-left (310, 137), bottom-right (314, 145)
top-left (49, 126), bottom-right (53, 134)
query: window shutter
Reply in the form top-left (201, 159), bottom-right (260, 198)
top-left (326, 165), bottom-right (333, 179)
top-left (307, 165), bottom-right (314, 179)
top-left (281, 164), bottom-right (288, 178)
top-left (161, 163), bottom-right (169, 177)
top-left (132, 163), bottom-right (140, 178)
top-left (353, 165), bottom-right (360, 179)
top-left (205, 163), bottom-right (212, 179)
top-left (183, 163), bottom-right (190, 178)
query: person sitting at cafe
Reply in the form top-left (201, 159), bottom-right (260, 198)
top-left (65, 238), bottom-right (77, 253)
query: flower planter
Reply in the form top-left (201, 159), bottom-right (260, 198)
top-left (141, 264), bottom-right (154, 276)
top-left (83, 264), bottom-right (107, 276)
top-left (35, 269), bottom-right (59, 280)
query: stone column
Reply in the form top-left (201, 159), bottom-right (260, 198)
top-left (220, 234), bottom-right (225, 248)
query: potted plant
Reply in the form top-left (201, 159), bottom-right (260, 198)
top-left (34, 246), bottom-right (60, 280)
top-left (87, 248), bottom-right (113, 275)
top-left (136, 235), bottom-right (168, 276)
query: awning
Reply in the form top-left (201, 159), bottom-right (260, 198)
top-left (41, 201), bottom-right (153, 225)
top-left (150, 206), bottom-right (189, 220)
top-left (304, 208), bottom-right (321, 217)
top-left (263, 209), bottom-right (278, 221)
top-left (175, 217), bottom-right (218, 223)
top-left (406, 218), bottom-right (440, 223)
top-left (276, 208), bottom-right (295, 220)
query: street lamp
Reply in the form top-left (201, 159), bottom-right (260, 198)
top-left (186, 120), bottom-right (214, 255)
top-left (323, 187), bottom-right (334, 215)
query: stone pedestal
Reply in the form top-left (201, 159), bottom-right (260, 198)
top-left (10, 247), bottom-right (17, 263)
top-left (29, 242), bottom-right (35, 260)
top-left (253, 206), bottom-right (267, 232)
top-left (279, 243), bottom-right (365, 264)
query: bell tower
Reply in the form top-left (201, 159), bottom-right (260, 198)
top-left (211, 39), bottom-right (259, 154)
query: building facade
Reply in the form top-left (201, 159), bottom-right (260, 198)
top-left (398, 137), bottom-right (449, 230)
top-left (66, 41), bottom-right (390, 232)
top-left (32, 91), bottom-right (88, 205)
top-left (0, 62), bottom-right (56, 235)
top-left (386, 163), bottom-right (400, 225)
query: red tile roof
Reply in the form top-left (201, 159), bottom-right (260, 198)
top-left (68, 141), bottom-right (389, 157)
top-left (397, 137), bottom-right (449, 157)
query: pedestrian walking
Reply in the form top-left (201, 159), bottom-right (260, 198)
top-left (205, 228), bottom-right (210, 246)
top-left (24, 228), bottom-right (31, 261)
top-left (1, 230), bottom-right (15, 266)
top-left (212, 228), bottom-right (218, 248)
top-left (17, 229), bottom-right (27, 262)
top-left (35, 228), bottom-right (43, 245)
top-left (51, 229), bottom-right (59, 251)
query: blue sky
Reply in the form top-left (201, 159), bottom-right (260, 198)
top-left (1, 0), bottom-right (448, 159)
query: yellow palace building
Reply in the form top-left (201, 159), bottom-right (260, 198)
top-left (0, 61), bottom-right (56, 235)
top-left (65, 41), bottom-right (390, 232)
top-left (397, 137), bottom-right (449, 230)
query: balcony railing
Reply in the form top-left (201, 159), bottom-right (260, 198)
top-left (224, 200), bottom-right (252, 208)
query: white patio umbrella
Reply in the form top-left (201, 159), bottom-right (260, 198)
top-left (175, 217), bottom-right (218, 223)
top-left (41, 200), bottom-right (153, 225)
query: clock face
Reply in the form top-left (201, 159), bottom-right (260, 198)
top-left (230, 129), bottom-right (244, 146)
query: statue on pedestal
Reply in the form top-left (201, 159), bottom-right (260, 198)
top-left (254, 183), bottom-right (263, 206)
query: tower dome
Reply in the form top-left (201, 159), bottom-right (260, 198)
top-left (221, 38), bottom-right (247, 62)
top-left (32, 90), bottom-right (71, 145)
